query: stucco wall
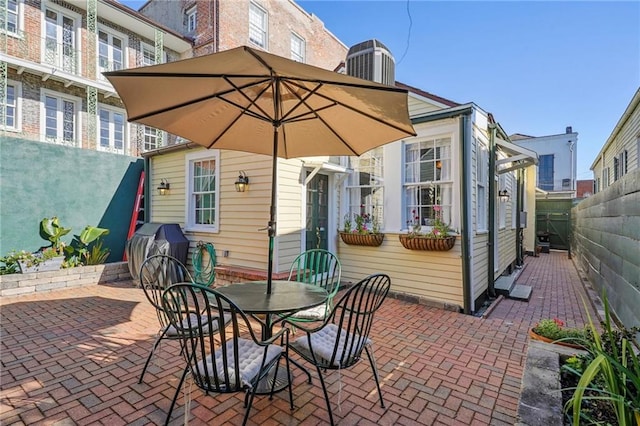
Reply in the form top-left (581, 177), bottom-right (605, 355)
top-left (571, 168), bottom-right (640, 330)
top-left (0, 138), bottom-right (143, 262)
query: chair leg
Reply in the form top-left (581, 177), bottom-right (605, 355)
top-left (364, 345), bottom-right (385, 409)
top-left (284, 354), bottom-right (294, 410)
top-left (242, 385), bottom-right (259, 426)
top-left (164, 366), bottom-right (189, 426)
top-left (139, 332), bottom-right (166, 384)
top-left (315, 365), bottom-right (335, 426)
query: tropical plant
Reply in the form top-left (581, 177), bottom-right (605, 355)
top-left (39, 217), bottom-right (71, 255)
top-left (65, 226), bottom-right (110, 266)
top-left (563, 291), bottom-right (640, 426)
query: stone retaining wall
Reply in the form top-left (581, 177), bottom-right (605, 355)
top-left (0, 262), bottom-right (132, 297)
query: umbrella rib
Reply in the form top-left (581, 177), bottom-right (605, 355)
top-left (285, 79), bottom-right (417, 136)
top-left (278, 80), bottom-right (323, 123)
top-left (126, 77), bottom-right (273, 121)
top-left (222, 76), bottom-right (275, 123)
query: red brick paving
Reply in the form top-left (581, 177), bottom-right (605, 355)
top-left (1, 251), bottom-right (597, 425)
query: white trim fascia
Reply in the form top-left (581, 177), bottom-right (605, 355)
top-left (407, 90), bottom-right (453, 110)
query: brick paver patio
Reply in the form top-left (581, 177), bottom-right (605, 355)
top-left (1, 251), bottom-right (598, 425)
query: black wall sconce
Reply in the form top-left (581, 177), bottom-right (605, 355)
top-left (498, 189), bottom-right (510, 202)
top-left (235, 171), bottom-right (249, 192)
top-left (157, 178), bottom-right (170, 196)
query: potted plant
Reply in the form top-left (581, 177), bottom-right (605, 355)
top-left (339, 208), bottom-right (384, 247)
top-left (529, 318), bottom-right (587, 349)
top-left (398, 206), bottom-right (457, 251)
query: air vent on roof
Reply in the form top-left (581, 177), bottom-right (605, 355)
top-left (346, 39), bottom-right (395, 86)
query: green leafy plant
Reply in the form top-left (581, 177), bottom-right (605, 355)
top-left (341, 206), bottom-right (380, 235)
top-left (0, 250), bottom-right (36, 274)
top-left (407, 206), bottom-right (452, 238)
top-left (563, 291), bottom-right (640, 426)
top-left (65, 226), bottom-right (110, 266)
top-left (533, 318), bottom-right (588, 345)
top-left (39, 217), bottom-right (71, 255)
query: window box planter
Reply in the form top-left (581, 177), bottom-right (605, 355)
top-left (528, 328), bottom-right (584, 350)
top-left (339, 232), bottom-right (384, 247)
top-left (398, 235), bottom-right (456, 251)
top-left (18, 256), bottom-right (65, 273)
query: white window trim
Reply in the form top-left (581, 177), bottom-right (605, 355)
top-left (185, 150), bottom-right (221, 233)
top-left (186, 6), bottom-right (197, 33)
top-left (40, 3), bottom-right (82, 74)
top-left (476, 140), bottom-right (489, 233)
top-left (40, 89), bottom-right (82, 147)
top-left (2, 79), bottom-right (22, 132)
top-left (97, 25), bottom-right (128, 80)
top-left (97, 103), bottom-right (127, 154)
top-left (142, 125), bottom-right (167, 152)
top-left (140, 41), bottom-right (165, 66)
top-left (345, 148), bottom-right (385, 231)
top-left (2, 0), bottom-right (25, 37)
top-left (402, 135), bottom-right (455, 232)
top-left (249, 1), bottom-right (268, 49)
top-left (291, 32), bottom-right (305, 63)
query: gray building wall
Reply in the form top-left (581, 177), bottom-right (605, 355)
top-left (571, 168), bottom-right (640, 331)
top-left (0, 138), bottom-right (143, 262)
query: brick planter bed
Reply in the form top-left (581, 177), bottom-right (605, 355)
top-left (0, 262), bottom-right (132, 297)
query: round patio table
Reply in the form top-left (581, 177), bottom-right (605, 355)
top-left (216, 280), bottom-right (328, 394)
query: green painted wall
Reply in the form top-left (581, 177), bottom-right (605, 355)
top-left (0, 137), bottom-right (143, 262)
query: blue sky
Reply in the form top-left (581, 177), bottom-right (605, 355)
top-left (120, 1), bottom-right (639, 180)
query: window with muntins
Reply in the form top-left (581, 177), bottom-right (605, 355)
top-left (143, 126), bottom-right (164, 151)
top-left (346, 147), bottom-right (384, 231)
top-left (291, 33), bottom-right (305, 62)
top-left (98, 30), bottom-right (124, 76)
top-left (43, 8), bottom-right (77, 74)
top-left (404, 137), bottom-right (453, 229)
top-left (249, 2), bottom-right (267, 48)
top-left (98, 106), bottom-right (125, 154)
top-left (2, 0), bottom-right (20, 34)
top-left (43, 92), bottom-right (78, 146)
top-left (186, 6), bottom-right (197, 33)
top-left (2, 82), bottom-right (19, 131)
top-left (186, 151), bottom-right (220, 231)
top-left (538, 154), bottom-right (554, 190)
top-left (476, 141), bottom-right (488, 232)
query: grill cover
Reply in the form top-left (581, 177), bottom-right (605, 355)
top-left (126, 223), bottom-right (189, 280)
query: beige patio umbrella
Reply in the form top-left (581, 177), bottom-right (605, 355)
top-left (105, 45), bottom-right (416, 293)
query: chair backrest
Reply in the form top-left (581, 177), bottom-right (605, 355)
top-left (139, 254), bottom-right (194, 328)
top-left (161, 283), bottom-right (263, 393)
top-left (288, 249), bottom-right (341, 297)
top-left (324, 273), bottom-right (390, 368)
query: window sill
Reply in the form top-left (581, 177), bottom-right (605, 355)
top-left (184, 225), bottom-right (218, 234)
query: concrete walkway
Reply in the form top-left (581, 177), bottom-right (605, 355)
top-left (0, 251), bottom-right (597, 425)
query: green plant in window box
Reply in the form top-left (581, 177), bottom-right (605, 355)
top-left (339, 207), bottom-right (384, 246)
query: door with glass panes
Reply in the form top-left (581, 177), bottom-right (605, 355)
top-left (306, 173), bottom-right (328, 251)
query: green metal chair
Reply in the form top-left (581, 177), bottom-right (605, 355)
top-left (286, 249), bottom-right (341, 323)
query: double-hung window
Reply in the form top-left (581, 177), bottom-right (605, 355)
top-left (98, 105), bottom-right (126, 154)
top-left (98, 29), bottom-right (124, 77)
top-left (2, 81), bottom-right (21, 131)
top-left (43, 7), bottom-right (78, 74)
top-left (346, 147), bottom-right (384, 231)
top-left (291, 33), bottom-right (305, 62)
top-left (186, 6), bottom-right (197, 33)
top-left (42, 91), bottom-right (78, 146)
top-left (186, 151), bottom-right (220, 232)
top-left (404, 137), bottom-right (453, 230)
top-left (476, 141), bottom-right (488, 232)
top-left (249, 2), bottom-right (267, 48)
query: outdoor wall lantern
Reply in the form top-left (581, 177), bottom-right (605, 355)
top-left (235, 171), bottom-right (249, 192)
top-left (498, 189), bottom-right (510, 202)
top-left (157, 178), bottom-right (170, 196)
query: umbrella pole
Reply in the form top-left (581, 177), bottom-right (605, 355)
top-left (266, 126), bottom-right (279, 295)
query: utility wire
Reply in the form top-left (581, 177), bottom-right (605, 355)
top-left (396, 0), bottom-right (413, 66)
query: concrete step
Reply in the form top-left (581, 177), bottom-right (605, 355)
top-left (495, 274), bottom-right (517, 296)
top-left (509, 284), bottom-right (532, 301)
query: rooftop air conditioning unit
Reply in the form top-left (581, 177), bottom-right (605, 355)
top-left (346, 39), bottom-right (395, 86)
